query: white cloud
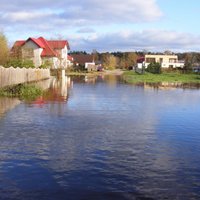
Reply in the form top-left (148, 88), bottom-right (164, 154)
top-left (3, 11), bottom-right (53, 22)
top-left (68, 30), bottom-right (200, 52)
top-left (1, 0), bottom-right (199, 52)
top-left (0, 0), bottom-right (162, 25)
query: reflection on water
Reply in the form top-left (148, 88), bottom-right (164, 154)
top-left (132, 81), bottom-right (200, 90)
top-left (33, 76), bottom-right (72, 104)
top-left (0, 75), bottom-right (200, 199)
top-left (0, 97), bottom-right (20, 119)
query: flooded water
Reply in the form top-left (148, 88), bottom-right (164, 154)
top-left (0, 75), bottom-right (200, 200)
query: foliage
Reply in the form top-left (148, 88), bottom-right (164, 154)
top-left (146, 62), bottom-right (161, 74)
top-left (101, 53), bottom-right (117, 70)
top-left (69, 51), bottom-right (88, 55)
top-left (0, 84), bottom-right (43, 100)
top-left (5, 58), bottom-right (34, 68)
top-left (0, 32), bottom-right (9, 65)
top-left (183, 53), bottom-right (194, 73)
top-left (22, 60), bottom-right (34, 68)
top-left (39, 60), bottom-right (52, 69)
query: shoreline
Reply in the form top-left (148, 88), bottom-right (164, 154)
top-left (66, 69), bottom-right (124, 76)
top-left (123, 71), bottom-right (200, 84)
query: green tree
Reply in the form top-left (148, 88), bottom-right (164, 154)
top-left (146, 62), bottom-right (161, 74)
top-left (184, 53), bottom-right (194, 73)
top-left (0, 32), bottom-right (9, 65)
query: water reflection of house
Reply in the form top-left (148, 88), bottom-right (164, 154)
top-left (143, 82), bottom-right (200, 90)
top-left (33, 76), bottom-right (72, 106)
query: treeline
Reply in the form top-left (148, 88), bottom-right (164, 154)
top-left (70, 51), bottom-right (200, 70)
top-left (1, 31), bottom-right (200, 70)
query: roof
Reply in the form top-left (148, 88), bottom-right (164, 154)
top-left (12, 37), bottom-right (70, 57)
top-left (71, 54), bottom-right (94, 65)
top-left (137, 57), bottom-right (145, 63)
top-left (13, 40), bottom-right (25, 47)
top-left (38, 37), bottom-right (57, 57)
top-left (48, 40), bottom-right (70, 50)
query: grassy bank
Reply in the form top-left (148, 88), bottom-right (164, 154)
top-left (0, 84), bottom-right (43, 100)
top-left (66, 71), bottom-right (105, 76)
top-left (123, 71), bottom-right (200, 84)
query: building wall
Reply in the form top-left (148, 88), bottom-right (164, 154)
top-left (141, 55), bottom-right (184, 68)
top-left (53, 45), bottom-right (68, 69)
top-left (85, 62), bottom-right (96, 71)
top-left (21, 40), bottom-right (43, 67)
top-left (61, 45), bottom-right (68, 69)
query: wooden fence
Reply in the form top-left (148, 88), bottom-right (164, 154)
top-left (0, 66), bottom-right (50, 88)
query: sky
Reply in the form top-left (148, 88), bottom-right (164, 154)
top-left (1, 0), bottom-right (200, 52)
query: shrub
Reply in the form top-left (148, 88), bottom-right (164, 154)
top-left (146, 62), bottom-right (161, 74)
top-left (5, 58), bottom-right (22, 68)
top-left (6, 58), bottom-right (34, 68)
top-left (0, 84), bottom-right (43, 100)
top-left (39, 60), bottom-right (52, 69)
top-left (22, 59), bottom-right (34, 68)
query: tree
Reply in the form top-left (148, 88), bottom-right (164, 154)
top-left (101, 53), bottom-right (117, 70)
top-left (0, 32), bottom-right (9, 65)
top-left (146, 62), bottom-right (161, 74)
top-left (184, 53), bottom-right (194, 73)
top-left (126, 52), bottom-right (137, 68)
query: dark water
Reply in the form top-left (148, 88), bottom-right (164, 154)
top-left (0, 75), bottom-right (200, 200)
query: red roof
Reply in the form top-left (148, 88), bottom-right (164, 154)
top-left (137, 57), bottom-right (145, 63)
top-left (48, 40), bottom-right (70, 50)
top-left (27, 37), bottom-right (45, 48)
top-left (38, 37), bottom-right (57, 57)
top-left (13, 40), bottom-right (25, 47)
top-left (12, 37), bottom-right (70, 57)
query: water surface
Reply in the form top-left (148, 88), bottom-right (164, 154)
top-left (0, 75), bottom-right (200, 199)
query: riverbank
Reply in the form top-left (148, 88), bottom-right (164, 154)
top-left (123, 71), bottom-right (200, 84)
top-left (66, 69), bottom-right (124, 76)
top-left (0, 84), bottom-right (43, 100)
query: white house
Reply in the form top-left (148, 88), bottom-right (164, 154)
top-left (11, 37), bottom-right (70, 69)
top-left (137, 54), bottom-right (184, 69)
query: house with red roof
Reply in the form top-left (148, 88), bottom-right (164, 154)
top-left (11, 37), bottom-right (70, 68)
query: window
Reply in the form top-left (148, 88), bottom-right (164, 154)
top-left (169, 59), bottom-right (177, 63)
top-left (146, 58), bottom-right (156, 63)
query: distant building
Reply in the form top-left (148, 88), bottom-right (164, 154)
top-left (137, 54), bottom-right (184, 69)
top-left (11, 37), bottom-right (70, 69)
top-left (71, 54), bottom-right (101, 71)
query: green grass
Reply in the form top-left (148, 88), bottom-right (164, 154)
top-left (0, 84), bottom-right (43, 100)
top-left (123, 71), bottom-right (200, 84)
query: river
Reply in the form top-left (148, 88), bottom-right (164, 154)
top-left (0, 75), bottom-right (200, 200)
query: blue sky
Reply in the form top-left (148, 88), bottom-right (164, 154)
top-left (1, 0), bottom-right (200, 52)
